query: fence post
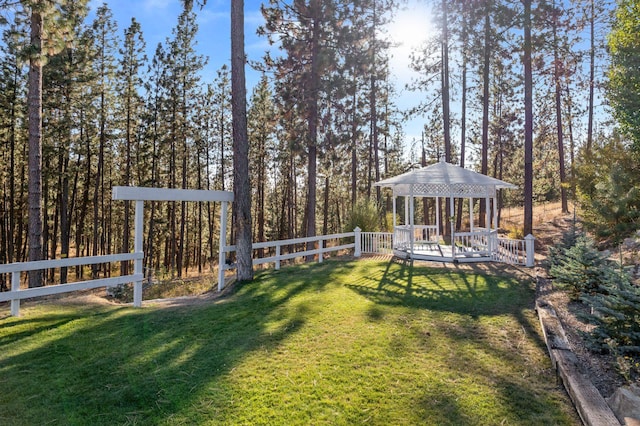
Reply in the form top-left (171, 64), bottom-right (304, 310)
top-left (354, 227), bottom-right (362, 258)
top-left (218, 201), bottom-right (228, 292)
top-left (525, 234), bottom-right (535, 267)
top-left (318, 237), bottom-right (323, 263)
top-left (275, 244), bottom-right (281, 270)
top-left (133, 200), bottom-right (144, 308)
top-left (11, 271), bottom-right (20, 316)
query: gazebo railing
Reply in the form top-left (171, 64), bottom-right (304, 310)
top-left (393, 227), bottom-right (412, 251)
top-left (452, 230), bottom-right (494, 256)
top-left (492, 237), bottom-right (526, 265)
top-left (395, 225), bottom-right (439, 243)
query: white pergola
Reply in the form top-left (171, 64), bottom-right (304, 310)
top-left (375, 160), bottom-right (518, 262)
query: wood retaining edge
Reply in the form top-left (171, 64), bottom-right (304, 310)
top-left (536, 296), bottom-right (621, 426)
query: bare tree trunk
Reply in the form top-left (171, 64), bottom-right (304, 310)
top-left (231, 0), bottom-right (253, 281)
top-left (586, 0), bottom-right (595, 156)
top-left (305, 0), bottom-right (321, 259)
top-left (456, 11), bottom-right (469, 231)
top-left (523, 0), bottom-right (534, 236)
top-left (480, 9), bottom-right (490, 228)
top-left (27, 9), bottom-right (44, 288)
top-left (441, 0), bottom-right (451, 162)
top-left (552, 4), bottom-right (568, 214)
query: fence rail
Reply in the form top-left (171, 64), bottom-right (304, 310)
top-left (223, 231), bottom-right (358, 274)
top-left (0, 252), bottom-right (143, 316)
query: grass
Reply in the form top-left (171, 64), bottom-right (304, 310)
top-left (0, 259), bottom-right (579, 425)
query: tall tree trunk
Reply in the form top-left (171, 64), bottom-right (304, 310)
top-left (350, 84), bottom-right (358, 207)
top-left (480, 8), bottom-right (491, 228)
top-left (586, 0), bottom-right (595, 156)
top-left (305, 0), bottom-right (321, 257)
top-left (441, 0), bottom-right (451, 162)
top-left (523, 0), bottom-right (534, 236)
top-left (371, 0), bottom-right (380, 205)
top-left (456, 10), bottom-right (469, 231)
top-left (552, 4), bottom-right (568, 214)
top-left (27, 9), bottom-right (44, 288)
top-left (231, 0), bottom-right (253, 282)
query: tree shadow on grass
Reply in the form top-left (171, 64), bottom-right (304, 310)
top-left (347, 258), bottom-right (578, 424)
top-left (347, 257), bottom-right (530, 317)
top-left (0, 261), bottom-right (350, 425)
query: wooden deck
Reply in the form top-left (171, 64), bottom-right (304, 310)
top-left (393, 242), bottom-right (493, 263)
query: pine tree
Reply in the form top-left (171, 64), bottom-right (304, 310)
top-left (117, 18), bottom-right (146, 277)
top-left (88, 3), bottom-right (119, 278)
top-left (607, 0), bottom-right (640, 151)
top-left (580, 271), bottom-right (640, 372)
top-left (549, 234), bottom-right (609, 300)
top-left (231, 0), bottom-right (253, 282)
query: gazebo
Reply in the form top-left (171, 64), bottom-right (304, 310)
top-left (375, 160), bottom-right (518, 263)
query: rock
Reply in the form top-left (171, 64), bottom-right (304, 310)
top-left (607, 384), bottom-right (640, 425)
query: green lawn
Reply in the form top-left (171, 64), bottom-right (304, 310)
top-left (0, 259), bottom-right (578, 425)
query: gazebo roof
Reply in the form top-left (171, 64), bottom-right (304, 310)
top-left (375, 160), bottom-right (517, 198)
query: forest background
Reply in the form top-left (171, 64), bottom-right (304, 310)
top-left (0, 0), bottom-right (636, 288)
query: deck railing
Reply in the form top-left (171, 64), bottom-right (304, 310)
top-left (393, 227), bottom-right (411, 251)
top-left (452, 230), bottom-right (493, 257)
top-left (492, 237), bottom-right (527, 265)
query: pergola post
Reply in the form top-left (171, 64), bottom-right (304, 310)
top-left (218, 201), bottom-right (228, 292)
top-left (133, 200), bottom-right (144, 308)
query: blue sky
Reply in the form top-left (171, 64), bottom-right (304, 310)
top-left (91, 0), bottom-right (433, 148)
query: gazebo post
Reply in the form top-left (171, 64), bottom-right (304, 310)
top-left (469, 197), bottom-right (474, 232)
top-left (436, 197), bottom-right (440, 242)
top-left (392, 194), bottom-right (397, 228)
top-left (409, 185), bottom-right (415, 257)
top-left (493, 195), bottom-right (498, 230)
top-left (404, 196), bottom-right (409, 226)
top-left (485, 195), bottom-right (490, 231)
top-left (449, 193), bottom-right (455, 261)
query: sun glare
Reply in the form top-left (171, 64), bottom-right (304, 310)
top-left (385, 2), bottom-right (434, 83)
top-left (386, 3), bottom-right (434, 58)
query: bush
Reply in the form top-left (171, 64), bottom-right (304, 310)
top-left (547, 224), bottom-right (579, 270)
top-left (344, 199), bottom-right (381, 232)
top-left (579, 273), bottom-right (640, 381)
top-left (549, 234), bottom-right (610, 300)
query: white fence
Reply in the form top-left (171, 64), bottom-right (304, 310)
top-left (492, 236), bottom-right (528, 266)
top-left (222, 230), bottom-right (360, 276)
top-left (1, 218), bottom-right (534, 317)
top-left (360, 232), bottom-right (394, 254)
top-left (0, 252), bottom-right (143, 317)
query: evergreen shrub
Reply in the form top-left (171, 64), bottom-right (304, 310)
top-left (549, 234), bottom-right (610, 300)
top-left (580, 272), bottom-right (640, 381)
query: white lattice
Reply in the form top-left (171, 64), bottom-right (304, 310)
top-left (406, 183), bottom-right (495, 197)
